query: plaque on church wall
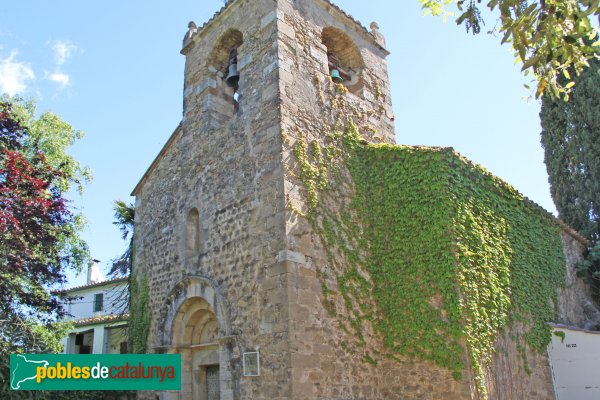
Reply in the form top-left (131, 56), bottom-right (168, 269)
top-left (243, 352), bottom-right (260, 376)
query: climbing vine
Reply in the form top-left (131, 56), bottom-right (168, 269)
top-left (289, 75), bottom-right (566, 399)
top-left (128, 272), bottom-right (151, 354)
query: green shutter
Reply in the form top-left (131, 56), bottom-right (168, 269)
top-left (94, 293), bottom-right (104, 312)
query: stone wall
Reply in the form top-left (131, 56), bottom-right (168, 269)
top-left (133, 1), bottom-right (292, 398)
top-left (132, 0), bottom-right (599, 399)
top-left (277, 0), bottom-right (473, 398)
top-left (557, 230), bottom-right (599, 329)
top-left (483, 229), bottom-right (598, 400)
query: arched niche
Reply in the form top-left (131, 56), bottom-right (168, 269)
top-left (321, 26), bottom-right (365, 93)
top-left (186, 208), bottom-right (201, 256)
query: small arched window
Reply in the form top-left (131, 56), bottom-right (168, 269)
top-left (186, 208), bottom-right (200, 255)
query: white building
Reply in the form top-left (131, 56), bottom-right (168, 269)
top-left (57, 264), bottom-right (129, 354)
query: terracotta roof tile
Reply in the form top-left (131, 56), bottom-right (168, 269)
top-left (55, 277), bottom-right (128, 294)
top-left (73, 313), bottom-right (129, 327)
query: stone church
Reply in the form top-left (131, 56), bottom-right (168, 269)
top-left (130, 0), bottom-right (598, 399)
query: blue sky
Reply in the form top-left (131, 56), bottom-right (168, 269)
top-left (0, 0), bottom-right (553, 287)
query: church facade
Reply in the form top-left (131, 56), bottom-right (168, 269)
top-left (131, 1), bottom-right (596, 399)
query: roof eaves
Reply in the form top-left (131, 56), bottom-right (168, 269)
top-left (131, 122), bottom-right (183, 196)
top-left (73, 314), bottom-right (129, 327)
top-left (188, 0), bottom-right (386, 54)
top-left (54, 277), bottom-right (128, 294)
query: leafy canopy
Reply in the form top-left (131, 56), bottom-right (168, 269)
top-left (540, 59), bottom-right (600, 242)
top-left (109, 200), bottom-right (134, 278)
top-left (0, 97), bottom-right (90, 322)
top-left (0, 98), bottom-right (93, 398)
top-left (540, 59), bottom-right (600, 297)
top-left (420, 0), bottom-right (600, 99)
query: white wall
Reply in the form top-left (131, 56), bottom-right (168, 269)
top-left (63, 281), bottom-right (128, 320)
top-left (62, 322), bottom-right (128, 354)
top-left (548, 326), bottom-right (600, 400)
top-left (105, 326), bottom-right (128, 354)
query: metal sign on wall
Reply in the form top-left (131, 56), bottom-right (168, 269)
top-left (242, 352), bottom-right (260, 377)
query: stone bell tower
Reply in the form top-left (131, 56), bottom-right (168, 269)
top-left (130, 1), bottom-right (429, 399)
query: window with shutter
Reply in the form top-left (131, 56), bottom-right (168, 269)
top-left (93, 293), bottom-right (104, 312)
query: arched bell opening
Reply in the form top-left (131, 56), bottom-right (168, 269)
top-left (204, 29), bottom-right (244, 112)
top-left (321, 26), bottom-right (365, 94)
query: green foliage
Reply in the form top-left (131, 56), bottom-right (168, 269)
top-left (110, 200), bottom-right (135, 278)
top-left (2, 95), bottom-right (92, 194)
top-left (454, 202), bottom-right (513, 393)
top-left (0, 314), bottom-right (132, 399)
top-left (1, 97), bottom-right (89, 329)
top-left (0, 97), bottom-right (101, 399)
top-left (419, 0), bottom-right (600, 99)
top-left (541, 59), bottom-right (600, 242)
top-left (348, 143), bottom-right (466, 377)
top-left (113, 200), bottom-right (135, 240)
top-left (448, 151), bottom-right (565, 398)
top-left (554, 330), bottom-right (566, 342)
top-left (128, 272), bottom-right (150, 354)
top-left (541, 59), bottom-right (600, 296)
top-left (293, 122), bottom-right (566, 400)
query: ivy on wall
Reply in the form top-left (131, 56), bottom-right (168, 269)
top-left (291, 81), bottom-right (566, 399)
top-left (128, 273), bottom-right (150, 354)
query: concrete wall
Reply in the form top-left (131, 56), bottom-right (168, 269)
top-left (549, 325), bottom-right (600, 400)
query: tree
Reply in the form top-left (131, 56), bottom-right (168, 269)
top-left (0, 98), bottom-right (90, 396)
top-left (0, 98), bottom-right (90, 321)
top-left (107, 200), bottom-right (149, 354)
top-left (540, 59), bottom-right (599, 241)
top-left (109, 200), bottom-right (135, 278)
top-left (540, 59), bottom-right (600, 295)
top-left (420, 0), bottom-right (600, 99)
top-left (106, 200), bottom-right (135, 319)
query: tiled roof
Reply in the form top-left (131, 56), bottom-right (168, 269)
top-left (55, 277), bottom-right (128, 294)
top-left (73, 313), bottom-right (129, 327)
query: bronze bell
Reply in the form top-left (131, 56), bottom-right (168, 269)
top-left (330, 68), bottom-right (344, 83)
top-left (226, 48), bottom-right (240, 88)
top-left (226, 63), bottom-right (240, 87)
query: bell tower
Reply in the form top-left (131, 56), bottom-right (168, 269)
top-left (132, 1), bottom-right (406, 399)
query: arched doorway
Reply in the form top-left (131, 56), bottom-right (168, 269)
top-left (172, 297), bottom-right (221, 400)
top-left (157, 277), bottom-right (234, 400)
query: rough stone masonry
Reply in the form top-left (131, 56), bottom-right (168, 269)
top-left (131, 0), bottom-right (598, 399)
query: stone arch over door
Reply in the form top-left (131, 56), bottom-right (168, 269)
top-left (156, 276), bottom-right (235, 400)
